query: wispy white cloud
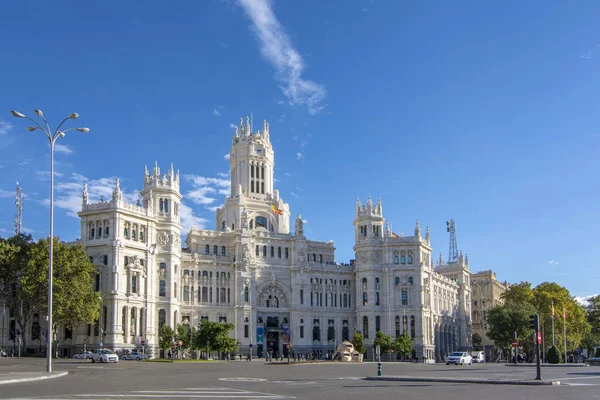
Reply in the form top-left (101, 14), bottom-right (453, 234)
top-left (0, 189), bottom-right (13, 198)
top-left (224, 153), bottom-right (230, 161)
top-left (277, 100), bottom-right (285, 105)
top-left (184, 174), bottom-right (231, 208)
top-left (575, 294), bottom-right (597, 307)
top-left (0, 120), bottom-right (13, 135)
top-left (213, 109), bottom-right (221, 116)
top-left (206, 204), bottom-right (223, 212)
top-left (582, 51), bottom-right (592, 60)
top-left (548, 260), bottom-right (560, 266)
top-left (302, 219), bottom-right (308, 224)
top-left (180, 202), bottom-right (209, 232)
top-left (229, 123), bottom-right (236, 129)
top-left (238, 0), bottom-right (327, 115)
top-left (217, 172), bottom-right (229, 178)
top-left (296, 152), bottom-right (304, 160)
top-left (36, 170), bottom-right (64, 179)
top-left (54, 144), bottom-right (73, 155)
top-left (290, 192), bottom-right (299, 198)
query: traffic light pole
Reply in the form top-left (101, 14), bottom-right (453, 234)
top-left (530, 314), bottom-right (542, 381)
top-left (535, 332), bottom-right (542, 380)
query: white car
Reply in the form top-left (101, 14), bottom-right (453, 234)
top-left (446, 352), bottom-right (472, 365)
top-left (73, 351), bottom-right (93, 360)
top-left (91, 349), bottom-right (119, 363)
top-left (121, 352), bottom-right (149, 361)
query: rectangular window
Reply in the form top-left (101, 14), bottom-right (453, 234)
top-left (263, 246), bottom-right (267, 257)
top-left (105, 226), bottom-right (110, 237)
top-left (278, 247), bottom-right (281, 258)
top-left (251, 181), bottom-right (254, 192)
top-left (402, 290), bottom-right (408, 305)
top-left (159, 280), bottom-right (166, 297)
top-left (95, 273), bottom-right (100, 292)
top-left (174, 282), bottom-right (177, 299)
top-left (244, 325), bottom-right (249, 338)
top-left (221, 246), bottom-right (226, 256)
top-left (131, 275), bottom-right (137, 293)
top-left (184, 286), bottom-right (189, 301)
top-left (300, 289), bottom-right (304, 305)
top-left (300, 325), bottom-right (304, 339)
top-left (124, 256), bottom-right (129, 266)
top-left (310, 292), bottom-right (313, 307)
top-left (285, 248), bottom-right (289, 259)
top-left (270, 246), bottom-right (274, 258)
top-left (98, 227), bottom-right (102, 237)
top-left (261, 182), bottom-right (264, 194)
top-left (376, 292), bottom-right (380, 306)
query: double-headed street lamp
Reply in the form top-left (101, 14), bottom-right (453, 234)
top-left (10, 109), bottom-right (89, 373)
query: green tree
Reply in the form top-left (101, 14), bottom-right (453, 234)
top-left (27, 238), bottom-right (101, 332)
top-left (546, 345), bottom-right (561, 364)
top-left (373, 330), bottom-right (392, 355)
top-left (391, 334), bottom-right (413, 359)
top-left (586, 295), bottom-right (600, 336)
top-left (501, 281), bottom-right (534, 304)
top-left (352, 331), bottom-right (366, 354)
top-left (159, 324), bottom-right (175, 352)
top-left (194, 320), bottom-right (240, 355)
top-left (176, 323), bottom-right (193, 351)
top-left (472, 332), bottom-right (482, 350)
top-left (0, 234), bottom-right (44, 347)
top-left (486, 300), bottom-right (537, 350)
top-left (532, 282), bottom-right (590, 352)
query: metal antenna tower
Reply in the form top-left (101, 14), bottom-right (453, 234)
top-left (15, 182), bottom-right (22, 235)
top-left (446, 219), bottom-right (458, 263)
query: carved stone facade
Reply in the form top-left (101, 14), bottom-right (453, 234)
top-left (0, 116), bottom-right (502, 361)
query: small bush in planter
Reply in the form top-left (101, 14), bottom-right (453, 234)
top-left (546, 345), bottom-right (561, 364)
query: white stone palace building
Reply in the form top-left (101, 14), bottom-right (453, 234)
top-left (1, 117), bottom-right (504, 361)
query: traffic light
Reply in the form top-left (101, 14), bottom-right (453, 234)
top-left (529, 314), bottom-right (539, 331)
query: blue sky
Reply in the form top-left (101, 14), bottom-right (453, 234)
top-left (1, 0), bottom-right (599, 300)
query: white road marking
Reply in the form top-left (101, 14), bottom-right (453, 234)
top-left (219, 377), bottom-right (268, 382)
top-left (562, 383), bottom-right (598, 386)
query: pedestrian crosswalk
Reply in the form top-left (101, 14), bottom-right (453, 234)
top-left (17, 387), bottom-right (295, 399)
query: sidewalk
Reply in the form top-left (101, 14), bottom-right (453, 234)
top-left (366, 375), bottom-right (560, 386)
top-left (0, 371), bottom-right (68, 385)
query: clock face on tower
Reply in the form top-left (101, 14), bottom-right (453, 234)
top-left (255, 146), bottom-right (263, 155)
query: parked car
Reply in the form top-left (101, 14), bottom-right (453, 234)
top-left (121, 351), bottom-right (149, 361)
top-left (73, 351), bottom-right (93, 360)
top-left (470, 351), bottom-right (485, 363)
top-left (446, 352), bottom-right (472, 365)
top-left (91, 349), bottom-right (119, 363)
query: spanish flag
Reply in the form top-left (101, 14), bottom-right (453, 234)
top-left (391, 232), bottom-right (399, 238)
top-left (271, 204), bottom-right (283, 215)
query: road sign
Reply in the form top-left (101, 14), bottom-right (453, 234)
top-left (512, 341), bottom-right (518, 347)
top-left (178, 340), bottom-right (183, 346)
top-left (537, 332), bottom-right (542, 345)
top-left (83, 339), bottom-right (88, 345)
top-left (141, 340), bottom-right (145, 346)
top-left (249, 343), bottom-right (253, 348)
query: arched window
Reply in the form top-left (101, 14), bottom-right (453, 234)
top-left (408, 255), bottom-right (413, 264)
top-left (244, 286), bottom-right (249, 302)
top-left (255, 216), bottom-right (267, 229)
top-left (363, 316), bottom-right (369, 339)
top-left (395, 316), bottom-right (400, 337)
top-left (362, 278), bottom-right (368, 290)
top-left (158, 309), bottom-right (166, 329)
top-left (255, 245), bottom-right (259, 256)
top-left (262, 246), bottom-right (267, 257)
top-left (213, 245), bottom-right (218, 255)
top-left (394, 255), bottom-right (399, 264)
top-left (159, 280), bottom-right (166, 297)
top-left (362, 292), bottom-right (368, 306)
top-left (410, 316), bottom-right (416, 339)
top-left (401, 255), bottom-right (406, 264)
top-left (376, 316), bottom-right (381, 332)
top-left (408, 277), bottom-right (414, 285)
top-left (319, 254), bottom-right (323, 263)
top-left (164, 199), bottom-right (169, 213)
top-left (159, 199), bottom-right (164, 213)
top-left (249, 219), bottom-right (253, 229)
top-left (221, 221), bottom-right (226, 231)
top-left (204, 245), bottom-right (210, 255)
top-left (270, 246), bottom-right (274, 258)
top-left (343, 293), bottom-right (348, 308)
top-left (395, 277), bottom-right (400, 285)
top-left (221, 246), bottom-right (226, 256)
top-left (300, 289), bottom-right (304, 304)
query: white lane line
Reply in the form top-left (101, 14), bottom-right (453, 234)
top-left (563, 383), bottom-right (598, 386)
top-left (218, 377), bottom-right (268, 382)
top-left (72, 396), bottom-right (291, 399)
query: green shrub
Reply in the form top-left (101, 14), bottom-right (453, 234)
top-left (546, 345), bottom-right (561, 364)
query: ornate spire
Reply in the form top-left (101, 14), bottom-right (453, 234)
top-left (169, 163), bottom-right (174, 180)
top-left (376, 197), bottom-right (382, 215)
top-left (175, 169), bottom-right (180, 183)
top-left (245, 116), bottom-right (250, 135)
top-left (414, 219), bottom-right (421, 237)
top-left (385, 221), bottom-right (390, 237)
top-left (459, 250), bottom-right (463, 264)
top-left (112, 178), bottom-right (122, 201)
top-left (144, 165), bottom-right (149, 177)
top-left (153, 161), bottom-right (159, 177)
top-left (82, 183), bottom-right (88, 205)
top-left (465, 253), bottom-right (469, 267)
top-left (425, 226), bottom-right (431, 244)
top-left (438, 252), bottom-right (444, 267)
top-left (366, 196), bottom-right (372, 210)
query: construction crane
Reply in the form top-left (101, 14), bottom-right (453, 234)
top-left (446, 219), bottom-right (458, 264)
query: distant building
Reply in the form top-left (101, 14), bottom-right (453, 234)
top-left (470, 270), bottom-right (509, 361)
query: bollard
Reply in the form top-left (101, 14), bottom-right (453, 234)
top-left (377, 362), bottom-right (382, 376)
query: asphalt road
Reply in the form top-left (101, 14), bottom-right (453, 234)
top-left (1, 358), bottom-right (599, 400)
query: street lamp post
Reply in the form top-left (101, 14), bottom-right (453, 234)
top-left (10, 110), bottom-right (89, 373)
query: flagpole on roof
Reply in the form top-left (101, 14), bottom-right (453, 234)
top-left (563, 305), bottom-right (567, 363)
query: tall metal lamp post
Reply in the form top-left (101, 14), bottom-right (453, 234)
top-left (10, 110), bottom-right (89, 373)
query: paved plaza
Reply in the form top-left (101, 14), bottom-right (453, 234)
top-left (0, 358), bottom-right (599, 400)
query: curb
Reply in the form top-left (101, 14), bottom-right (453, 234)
top-left (0, 372), bottom-right (68, 385)
top-left (504, 363), bottom-right (588, 368)
top-left (366, 375), bottom-right (560, 386)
